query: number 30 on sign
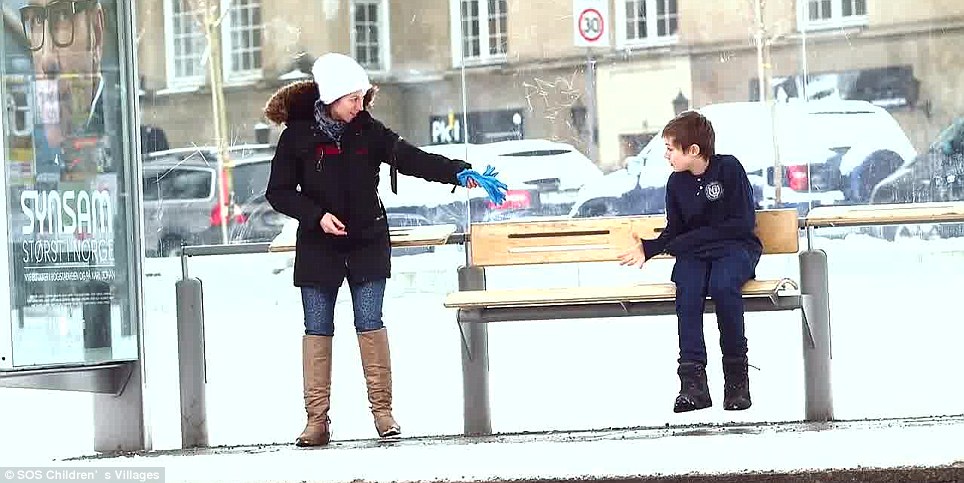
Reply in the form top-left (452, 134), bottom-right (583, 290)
top-left (573, 0), bottom-right (610, 47)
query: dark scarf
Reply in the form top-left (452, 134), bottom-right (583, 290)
top-left (314, 99), bottom-right (347, 142)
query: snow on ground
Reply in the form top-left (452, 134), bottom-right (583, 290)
top-left (2, 230), bottom-right (964, 465)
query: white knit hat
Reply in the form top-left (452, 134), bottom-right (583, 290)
top-left (311, 53), bottom-right (372, 105)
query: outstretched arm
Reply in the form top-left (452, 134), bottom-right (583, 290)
top-left (641, 178), bottom-right (684, 260)
top-left (376, 121), bottom-right (471, 185)
top-left (619, 177), bottom-right (682, 267)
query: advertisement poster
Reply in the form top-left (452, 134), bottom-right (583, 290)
top-left (3, 0), bottom-right (134, 365)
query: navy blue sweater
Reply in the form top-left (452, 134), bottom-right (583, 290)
top-left (641, 154), bottom-right (763, 260)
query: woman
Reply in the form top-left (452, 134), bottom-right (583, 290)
top-left (263, 53), bottom-right (492, 447)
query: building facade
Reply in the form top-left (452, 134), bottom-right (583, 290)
top-left (135, 0), bottom-right (964, 172)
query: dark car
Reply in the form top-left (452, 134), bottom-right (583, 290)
top-left (868, 116), bottom-right (964, 239)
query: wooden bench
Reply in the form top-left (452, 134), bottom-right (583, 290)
top-left (444, 209), bottom-right (802, 321)
top-left (442, 208), bottom-right (836, 436)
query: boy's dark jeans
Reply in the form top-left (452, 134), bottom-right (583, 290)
top-left (671, 247), bottom-right (761, 365)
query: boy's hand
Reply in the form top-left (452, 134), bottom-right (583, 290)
top-left (618, 243), bottom-right (647, 268)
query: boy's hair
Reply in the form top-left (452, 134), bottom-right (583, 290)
top-left (662, 111), bottom-right (715, 159)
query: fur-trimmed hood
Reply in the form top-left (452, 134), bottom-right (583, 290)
top-left (263, 80), bottom-right (378, 126)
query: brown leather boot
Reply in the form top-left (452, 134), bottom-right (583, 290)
top-left (357, 328), bottom-right (401, 437)
top-left (296, 335), bottom-right (333, 447)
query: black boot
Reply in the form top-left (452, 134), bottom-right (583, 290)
top-left (722, 356), bottom-right (751, 411)
top-left (674, 361), bottom-right (712, 413)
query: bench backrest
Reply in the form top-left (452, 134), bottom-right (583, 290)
top-left (469, 209), bottom-right (799, 267)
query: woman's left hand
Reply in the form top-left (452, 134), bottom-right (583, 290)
top-left (464, 178), bottom-right (479, 188)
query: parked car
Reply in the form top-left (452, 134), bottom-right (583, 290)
top-left (569, 100), bottom-right (917, 218)
top-left (379, 139), bottom-right (604, 228)
top-left (141, 144), bottom-right (279, 256)
top-left (868, 116), bottom-right (964, 239)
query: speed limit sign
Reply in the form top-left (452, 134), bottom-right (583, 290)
top-left (573, 0), bottom-right (610, 47)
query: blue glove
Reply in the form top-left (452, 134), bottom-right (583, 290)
top-left (457, 165), bottom-right (508, 206)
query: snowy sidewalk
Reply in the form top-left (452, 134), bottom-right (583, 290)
top-left (65, 416), bottom-right (964, 482)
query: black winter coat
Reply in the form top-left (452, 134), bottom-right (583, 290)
top-left (263, 81), bottom-right (470, 288)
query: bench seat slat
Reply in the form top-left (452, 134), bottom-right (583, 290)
top-left (444, 278), bottom-right (799, 309)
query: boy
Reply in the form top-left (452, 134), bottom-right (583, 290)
top-left (618, 111), bottom-right (762, 413)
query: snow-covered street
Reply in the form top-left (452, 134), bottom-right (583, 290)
top-left (2, 230), bottom-right (963, 472)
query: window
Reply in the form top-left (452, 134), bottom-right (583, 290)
top-left (222, 0), bottom-right (263, 82)
top-left (164, 0), bottom-right (206, 88)
top-left (163, 0), bottom-right (263, 89)
top-left (799, 0), bottom-right (867, 31)
top-left (451, 0), bottom-right (507, 65)
top-left (351, 0), bottom-right (389, 71)
top-left (616, 0), bottom-right (678, 48)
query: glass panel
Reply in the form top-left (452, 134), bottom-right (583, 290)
top-left (125, 0), bottom-right (477, 449)
top-left (0, 0), bottom-right (945, 454)
top-left (809, 224), bottom-right (964, 420)
top-left (455, 0), bottom-right (964, 433)
top-left (2, 0), bottom-right (137, 367)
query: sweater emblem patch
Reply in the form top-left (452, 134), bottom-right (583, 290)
top-left (705, 181), bottom-right (723, 201)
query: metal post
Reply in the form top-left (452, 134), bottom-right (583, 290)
top-left (176, 277), bottom-right (208, 447)
top-left (457, 265), bottom-right (491, 435)
top-left (584, 49), bottom-right (598, 164)
top-left (799, 249), bottom-right (833, 422)
top-left (93, 361), bottom-right (146, 452)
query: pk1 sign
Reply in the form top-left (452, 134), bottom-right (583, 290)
top-left (573, 0), bottom-right (610, 48)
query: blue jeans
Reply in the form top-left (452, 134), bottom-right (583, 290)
top-left (301, 279), bottom-right (387, 336)
top-left (671, 248), bottom-right (760, 365)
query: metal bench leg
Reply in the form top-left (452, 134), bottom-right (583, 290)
top-left (457, 266), bottom-right (492, 436)
top-left (799, 249), bottom-right (833, 422)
